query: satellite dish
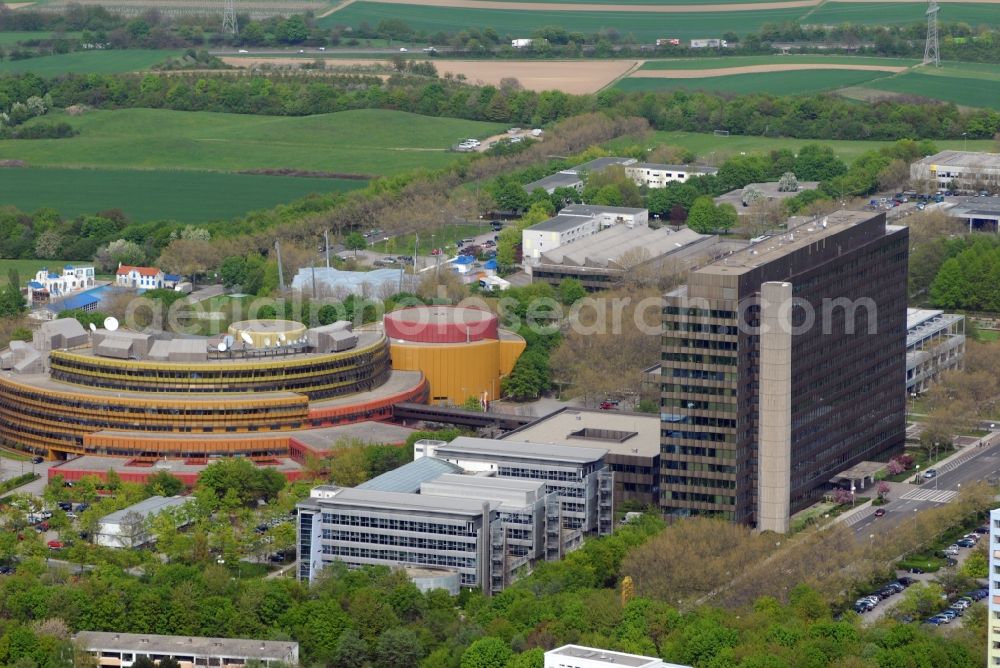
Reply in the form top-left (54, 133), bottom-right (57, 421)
top-left (278, 334), bottom-right (286, 342)
top-left (217, 341), bottom-right (227, 352)
top-left (89, 323), bottom-right (97, 332)
top-left (104, 317), bottom-right (119, 332)
top-left (223, 335), bottom-right (235, 348)
top-left (263, 338), bottom-right (271, 347)
top-left (240, 332), bottom-right (253, 346)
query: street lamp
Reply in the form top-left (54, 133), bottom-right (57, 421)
top-left (963, 132), bottom-right (968, 151)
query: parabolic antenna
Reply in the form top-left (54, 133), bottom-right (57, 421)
top-left (278, 333), bottom-right (286, 342)
top-left (217, 341), bottom-right (227, 352)
top-left (89, 323), bottom-right (97, 332)
top-left (104, 316), bottom-right (119, 332)
top-left (223, 335), bottom-right (235, 348)
top-left (240, 331), bottom-right (253, 346)
top-left (263, 338), bottom-right (271, 347)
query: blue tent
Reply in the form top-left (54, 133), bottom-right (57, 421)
top-left (484, 259), bottom-right (498, 271)
top-left (453, 255), bottom-right (474, 265)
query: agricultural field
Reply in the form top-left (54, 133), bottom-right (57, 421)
top-left (616, 68), bottom-right (895, 95)
top-left (614, 130), bottom-right (996, 164)
top-left (0, 108), bottom-right (507, 175)
top-left (638, 55), bottom-right (920, 69)
top-left (0, 167), bottom-right (365, 223)
top-left (320, 2), bottom-right (810, 41)
top-left (863, 71), bottom-right (1000, 110)
top-left (0, 50), bottom-right (180, 75)
top-left (0, 31), bottom-right (81, 44)
top-left (800, 2), bottom-right (1000, 27)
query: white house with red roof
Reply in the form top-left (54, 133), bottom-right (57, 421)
top-left (116, 265), bottom-right (164, 290)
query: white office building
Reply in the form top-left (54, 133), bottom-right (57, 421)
top-left (522, 204), bottom-right (648, 262)
top-left (545, 645), bottom-right (691, 668)
top-left (625, 163), bottom-right (718, 188)
top-left (911, 150), bottom-right (1000, 192)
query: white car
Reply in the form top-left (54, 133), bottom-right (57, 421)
top-left (237, 49), bottom-right (249, 54)
top-left (399, 47), bottom-right (408, 52)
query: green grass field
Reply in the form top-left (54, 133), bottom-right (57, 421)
top-left (0, 50), bottom-right (180, 75)
top-left (320, 2), bottom-right (809, 40)
top-left (616, 131), bottom-right (996, 164)
top-left (801, 2), bottom-right (1000, 26)
top-left (0, 167), bottom-right (365, 223)
top-left (0, 258), bottom-right (90, 285)
top-left (617, 69), bottom-right (892, 95)
top-left (866, 71), bottom-right (1000, 110)
top-left (639, 55), bottom-right (920, 69)
top-left (1, 108), bottom-right (506, 175)
top-left (0, 31), bottom-right (82, 45)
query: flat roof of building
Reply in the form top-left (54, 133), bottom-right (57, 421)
top-left (525, 172), bottom-right (583, 192)
top-left (530, 213), bottom-right (596, 233)
top-left (99, 495), bottom-right (191, 525)
top-left (573, 157), bottom-right (637, 173)
top-left (537, 226), bottom-right (711, 269)
top-left (307, 370), bottom-right (425, 411)
top-left (907, 308), bottom-right (944, 330)
top-left (559, 203), bottom-right (647, 216)
top-left (906, 309), bottom-right (963, 347)
top-left (913, 150), bottom-right (1000, 169)
top-left (303, 486), bottom-right (494, 515)
top-left (358, 457), bottom-right (463, 493)
top-left (74, 631), bottom-right (298, 661)
top-left (629, 162), bottom-right (718, 174)
top-left (289, 421), bottom-right (417, 450)
top-left (696, 210), bottom-right (885, 277)
top-left (55, 454), bottom-right (302, 475)
top-left (435, 436), bottom-right (608, 464)
top-left (713, 181), bottom-right (819, 210)
top-left (547, 644), bottom-right (677, 667)
top-left (503, 408), bottom-right (660, 458)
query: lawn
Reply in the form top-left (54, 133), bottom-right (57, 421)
top-left (0, 258), bottom-right (90, 285)
top-left (617, 69), bottom-right (892, 95)
top-left (321, 2), bottom-right (809, 40)
top-left (0, 50), bottom-right (180, 75)
top-left (802, 2), bottom-right (1000, 26)
top-left (616, 131), bottom-right (997, 164)
top-left (0, 167), bottom-right (365, 223)
top-left (639, 55), bottom-right (920, 69)
top-left (1, 108), bottom-right (506, 176)
top-left (866, 71), bottom-right (1000, 110)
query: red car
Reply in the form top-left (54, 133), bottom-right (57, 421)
top-left (874, 508), bottom-right (886, 517)
top-left (46, 540), bottom-right (63, 550)
top-left (599, 400), bottom-right (619, 410)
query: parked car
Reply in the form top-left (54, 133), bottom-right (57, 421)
top-left (886, 582), bottom-right (905, 593)
top-left (908, 566), bottom-right (925, 574)
top-left (897, 577), bottom-right (916, 587)
top-left (942, 545), bottom-right (960, 556)
top-left (32, 457), bottom-right (43, 464)
top-left (57, 502), bottom-right (72, 511)
top-left (854, 600), bottom-right (873, 613)
top-left (46, 540), bottom-right (63, 550)
top-left (939, 609), bottom-right (959, 619)
top-left (956, 538), bottom-right (976, 548)
top-left (926, 615), bottom-right (949, 625)
top-left (973, 526), bottom-right (989, 534)
top-left (599, 400), bottom-right (619, 410)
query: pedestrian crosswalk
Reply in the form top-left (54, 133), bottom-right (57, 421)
top-left (842, 509), bottom-right (875, 527)
top-left (899, 488), bottom-right (958, 503)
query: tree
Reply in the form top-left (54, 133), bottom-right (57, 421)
top-left (741, 186), bottom-right (764, 207)
top-left (460, 637), bottom-right (512, 668)
top-left (144, 470), bottom-right (184, 497)
top-left (117, 510), bottom-right (149, 549)
top-left (686, 197), bottom-right (719, 234)
top-left (332, 628), bottom-right (368, 668)
top-left (0, 270), bottom-right (26, 318)
top-left (197, 458), bottom-right (285, 508)
top-left (876, 481), bottom-right (890, 501)
top-left (777, 172), bottom-right (799, 192)
top-left (373, 627), bottom-right (423, 668)
top-left (345, 232), bottom-right (367, 256)
top-left (557, 278), bottom-right (586, 306)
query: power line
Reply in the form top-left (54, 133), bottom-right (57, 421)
top-left (923, 0), bottom-right (940, 67)
top-left (222, 0), bottom-right (238, 37)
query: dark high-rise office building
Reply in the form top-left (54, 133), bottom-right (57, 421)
top-left (659, 210), bottom-right (908, 532)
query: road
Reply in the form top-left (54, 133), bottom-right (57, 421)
top-left (845, 436), bottom-right (1000, 539)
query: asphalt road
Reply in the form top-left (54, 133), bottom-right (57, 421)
top-left (847, 440), bottom-right (1000, 539)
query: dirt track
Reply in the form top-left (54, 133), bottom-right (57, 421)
top-left (630, 63), bottom-right (908, 78)
top-left (222, 57), bottom-right (639, 93)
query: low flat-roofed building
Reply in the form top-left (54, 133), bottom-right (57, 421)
top-left (545, 644), bottom-right (691, 668)
top-left (947, 195), bottom-right (1000, 232)
top-left (50, 453), bottom-right (305, 487)
top-left (625, 162), bottom-right (718, 188)
top-left (911, 150), bottom-right (1000, 192)
top-left (522, 204), bottom-right (648, 263)
top-left (74, 631), bottom-right (299, 668)
top-left (713, 181), bottom-right (819, 216)
top-left (529, 225), bottom-right (722, 290)
top-left (906, 308), bottom-right (965, 395)
top-left (504, 408), bottom-right (661, 507)
top-left (523, 157), bottom-right (638, 194)
top-left (95, 495), bottom-right (193, 549)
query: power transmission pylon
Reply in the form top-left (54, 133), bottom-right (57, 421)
top-left (923, 0), bottom-right (940, 67)
top-left (222, 0), bottom-right (239, 37)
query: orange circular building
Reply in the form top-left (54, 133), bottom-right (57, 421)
top-left (382, 306), bottom-right (525, 406)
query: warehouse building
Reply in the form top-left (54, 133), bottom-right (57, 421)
top-left (523, 157), bottom-right (638, 194)
top-left (911, 150), bottom-right (1000, 192)
top-left (522, 204), bottom-right (649, 263)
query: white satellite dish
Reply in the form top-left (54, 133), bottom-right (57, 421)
top-left (89, 323), bottom-right (97, 332)
top-left (104, 316), bottom-right (119, 332)
top-left (263, 338), bottom-right (271, 347)
top-left (217, 341), bottom-right (227, 352)
top-left (278, 333), bottom-right (286, 342)
top-left (240, 331), bottom-right (253, 346)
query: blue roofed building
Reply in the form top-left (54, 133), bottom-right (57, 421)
top-left (47, 292), bottom-right (101, 314)
top-left (25, 265), bottom-right (95, 306)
